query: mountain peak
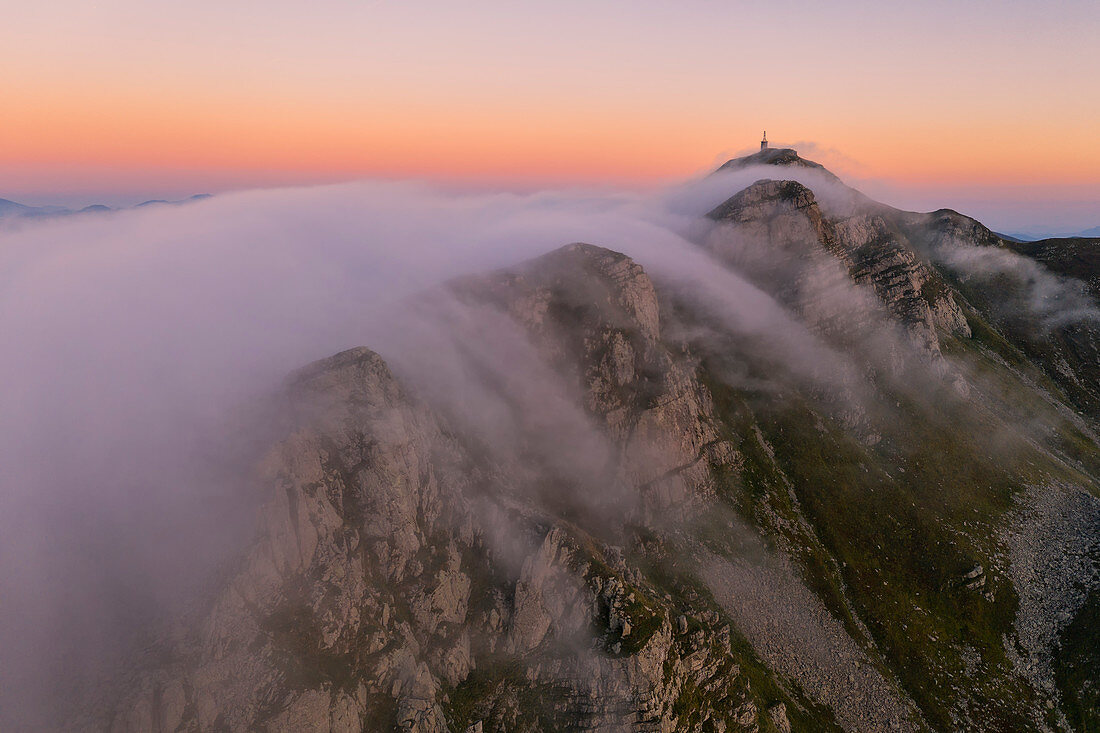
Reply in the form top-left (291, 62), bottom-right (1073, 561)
top-left (715, 147), bottom-right (838, 181)
top-left (706, 179), bottom-right (819, 222)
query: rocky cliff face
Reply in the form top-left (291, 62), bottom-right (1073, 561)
top-left (107, 347), bottom-right (476, 731)
top-left (104, 245), bottom-right (784, 733)
top-left (895, 208), bottom-right (1100, 424)
top-left (704, 179), bottom-right (970, 357)
top-left (449, 243), bottom-right (736, 517)
top-left (98, 151), bottom-right (1100, 733)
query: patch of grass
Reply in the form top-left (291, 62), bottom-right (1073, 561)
top-left (442, 654), bottom-right (571, 732)
top-left (570, 536), bottom-right (664, 656)
top-left (443, 656), bottom-right (524, 730)
top-left (261, 596), bottom-right (355, 692)
top-left (755, 393), bottom-right (1037, 729)
top-left (1054, 588), bottom-right (1100, 732)
top-left (692, 333), bottom-right (1066, 728)
top-left (699, 371), bottom-right (873, 647)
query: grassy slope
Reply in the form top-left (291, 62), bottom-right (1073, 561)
top-left (1054, 588), bottom-right (1100, 732)
top-left (682, 292), bottom-right (1100, 729)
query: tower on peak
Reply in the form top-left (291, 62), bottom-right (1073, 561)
top-left (760, 131), bottom-right (768, 151)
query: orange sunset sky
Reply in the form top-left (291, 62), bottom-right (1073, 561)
top-left (2, 0), bottom-right (1098, 232)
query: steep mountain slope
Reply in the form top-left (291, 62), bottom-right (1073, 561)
top-left (896, 212), bottom-right (1100, 426)
top-left (1003, 236), bottom-right (1100, 297)
top-left (703, 178), bottom-right (970, 356)
top-left (95, 152), bottom-right (1100, 732)
top-left (102, 245), bottom-right (818, 733)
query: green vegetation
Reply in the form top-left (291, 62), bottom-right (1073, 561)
top-left (683, 316), bottom-right (1095, 728)
top-left (1054, 589), bottom-right (1100, 732)
top-left (443, 655), bottom-right (573, 732)
top-left (261, 594), bottom-right (357, 692)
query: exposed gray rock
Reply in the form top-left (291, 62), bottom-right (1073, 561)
top-left (100, 246), bottom-right (769, 733)
top-left (701, 549), bottom-right (923, 732)
top-left (1001, 483), bottom-right (1100, 727)
top-left (766, 702), bottom-right (791, 733)
top-left (704, 179), bottom-right (970, 359)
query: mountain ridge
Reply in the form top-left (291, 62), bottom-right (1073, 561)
top-left (0, 193), bottom-right (213, 221)
top-left (76, 151), bottom-right (1100, 732)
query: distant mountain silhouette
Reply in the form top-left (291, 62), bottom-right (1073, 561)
top-left (0, 194), bottom-right (213, 221)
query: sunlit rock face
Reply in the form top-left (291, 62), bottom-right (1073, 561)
top-left (450, 243), bottom-right (737, 517)
top-left (95, 150), bottom-right (1100, 733)
top-left (704, 178), bottom-right (970, 358)
top-left (103, 246), bottom-right (760, 733)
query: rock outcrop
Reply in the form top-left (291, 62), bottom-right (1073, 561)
top-left (450, 243), bottom-right (739, 518)
top-left (104, 246), bottom-right (773, 733)
top-left (705, 179), bottom-right (970, 357)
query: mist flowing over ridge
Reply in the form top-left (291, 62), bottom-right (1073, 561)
top-left (2, 149), bottom-right (1100, 732)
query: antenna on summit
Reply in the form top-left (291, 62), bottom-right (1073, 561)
top-left (760, 131), bottom-right (768, 151)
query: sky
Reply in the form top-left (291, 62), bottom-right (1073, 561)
top-left (2, 0), bottom-right (1098, 232)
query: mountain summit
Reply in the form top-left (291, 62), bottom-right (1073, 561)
top-left (715, 146), bottom-right (840, 180)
